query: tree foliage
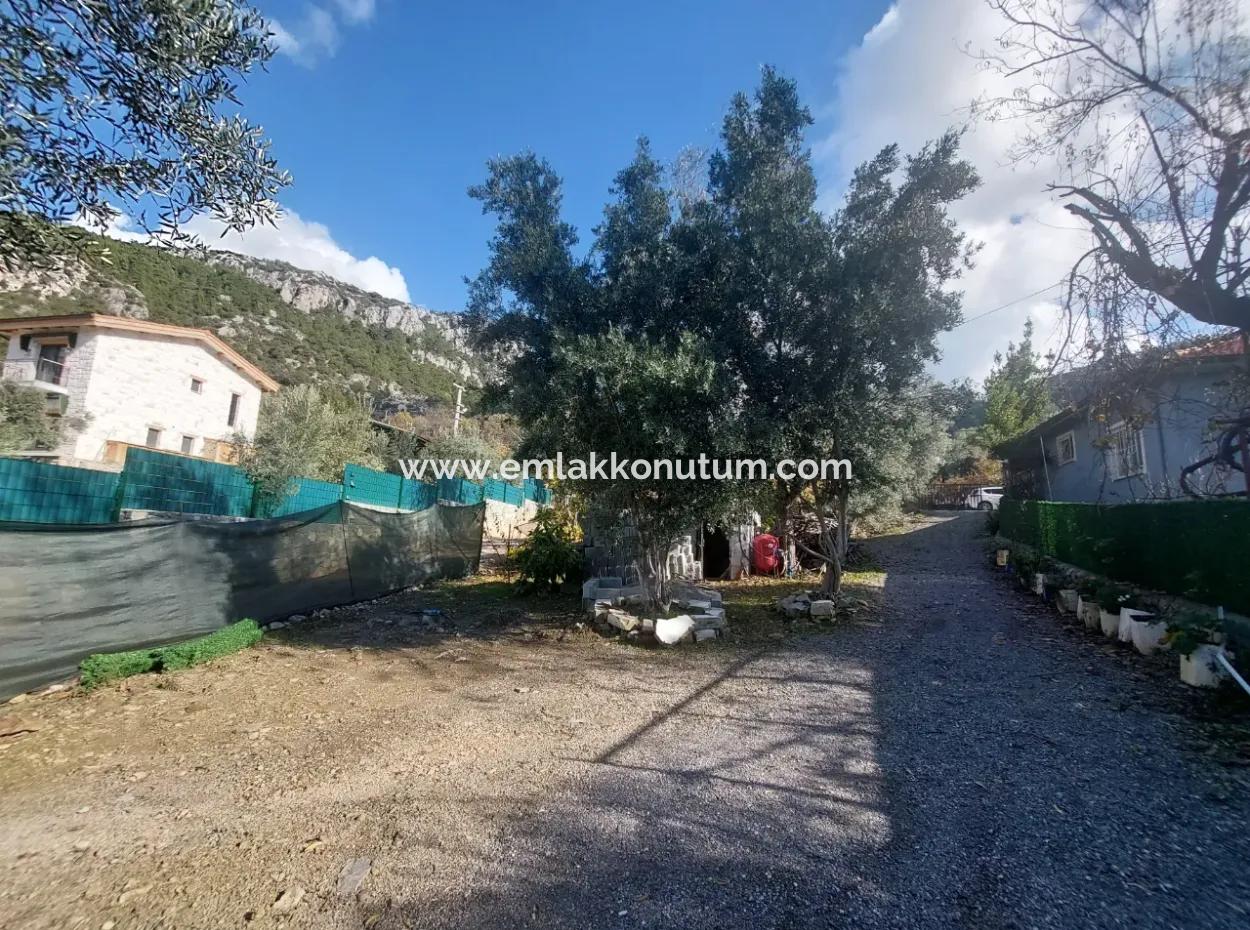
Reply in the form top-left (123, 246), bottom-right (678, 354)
top-left (412, 430), bottom-right (504, 476)
top-left (235, 383), bottom-right (386, 503)
top-left (468, 69), bottom-right (979, 601)
top-left (978, 320), bottom-right (1054, 450)
top-left (0, 382), bottom-right (59, 453)
top-left (980, 0), bottom-right (1250, 345)
top-left (510, 507), bottom-right (583, 594)
top-left (1, 0), bottom-right (289, 266)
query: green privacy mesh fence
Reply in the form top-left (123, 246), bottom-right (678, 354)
top-left (270, 476), bottom-right (346, 518)
top-left (343, 463), bottom-right (404, 508)
top-left (0, 450), bottom-right (552, 525)
top-left (120, 447), bottom-right (255, 516)
top-left (0, 458), bottom-right (121, 524)
top-left (999, 499), bottom-right (1250, 614)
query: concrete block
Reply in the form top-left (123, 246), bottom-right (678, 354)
top-left (809, 600), bottom-right (836, 619)
top-left (693, 628), bottom-right (719, 642)
top-left (692, 614), bottom-right (727, 631)
top-left (606, 611), bottom-right (640, 633)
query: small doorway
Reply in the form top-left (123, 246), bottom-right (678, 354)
top-left (702, 522), bottom-right (731, 580)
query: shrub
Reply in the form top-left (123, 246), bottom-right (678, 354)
top-left (79, 619), bottom-right (263, 689)
top-left (1163, 611), bottom-right (1224, 656)
top-left (511, 509), bottom-right (582, 593)
top-left (984, 507), bottom-right (1001, 536)
top-left (999, 499), bottom-right (1250, 613)
top-left (1095, 583), bottom-right (1134, 613)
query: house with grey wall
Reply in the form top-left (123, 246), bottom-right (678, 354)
top-left (998, 338), bottom-right (1247, 503)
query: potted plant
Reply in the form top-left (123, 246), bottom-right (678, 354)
top-left (1096, 583), bottom-right (1131, 638)
top-left (1165, 612), bottom-right (1228, 688)
top-left (1076, 581), bottom-right (1101, 631)
top-left (1013, 550), bottom-right (1037, 590)
top-left (1115, 591), bottom-right (1140, 644)
top-left (1057, 577), bottom-right (1079, 614)
top-left (1125, 602), bottom-right (1167, 655)
top-left (1033, 557), bottom-right (1054, 597)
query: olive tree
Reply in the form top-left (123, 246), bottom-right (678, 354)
top-left (1, 0), bottom-right (289, 266)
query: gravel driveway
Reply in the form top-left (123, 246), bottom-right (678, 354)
top-left (1, 512), bottom-right (1246, 929)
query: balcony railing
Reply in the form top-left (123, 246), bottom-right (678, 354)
top-left (35, 357), bottom-right (67, 386)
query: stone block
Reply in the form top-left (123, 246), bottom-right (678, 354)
top-left (606, 611), bottom-right (640, 633)
top-left (692, 614), bottom-right (727, 631)
top-left (809, 600), bottom-right (836, 619)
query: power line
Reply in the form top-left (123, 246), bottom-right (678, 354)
top-left (951, 280), bottom-right (1067, 329)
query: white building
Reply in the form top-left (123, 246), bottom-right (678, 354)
top-left (0, 314), bottom-right (280, 468)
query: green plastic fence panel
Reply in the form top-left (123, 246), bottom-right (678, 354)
top-left (399, 479), bottom-right (437, 512)
top-left (999, 498), bottom-right (1250, 614)
top-left (271, 477), bottom-right (344, 518)
top-left (119, 448), bottom-right (254, 517)
top-left (343, 464), bottom-right (402, 508)
top-left (0, 458), bottom-right (121, 524)
top-left (438, 477), bottom-right (484, 505)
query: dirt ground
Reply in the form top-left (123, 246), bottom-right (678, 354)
top-left (0, 565), bottom-right (883, 930)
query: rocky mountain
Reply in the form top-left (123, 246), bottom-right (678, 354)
top-left (0, 235), bottom-right (484, 415)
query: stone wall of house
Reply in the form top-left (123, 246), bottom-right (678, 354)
top-left (482, 497), bottom-right (540, 541)
top-left (6, 328), bottom-right (268, 465)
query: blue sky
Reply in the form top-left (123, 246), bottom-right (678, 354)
top-left (169, 0), bottom-right (1096, 382)
top-left (246, 0), bottom-right (883, 307)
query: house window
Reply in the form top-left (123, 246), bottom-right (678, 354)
top-left (145, 428), bottom-right (162, 449)
top-left (1107, 422), bottom-right (1145, 480)
top-left (1056, 430), bottom-right (1076, 465)
top-left (180, 435), bottom-right (196, 455)
top-left (190, 377), bottom-right (204, 394)
top-left (227, 392), bottom-right (241, 427)
top-left (36, 344), bottom-right (68, 386)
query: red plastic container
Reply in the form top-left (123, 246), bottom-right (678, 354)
top-left (752, 533), bottom-right (781, 575)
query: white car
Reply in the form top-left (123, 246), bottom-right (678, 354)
top-left (965, 486), bottom-right (1004, 511)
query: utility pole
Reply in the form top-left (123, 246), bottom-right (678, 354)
top-left (452, 383), bottom-right (466, 436)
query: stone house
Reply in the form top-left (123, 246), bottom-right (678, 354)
top-left (0, 313), bottom-right (280, 468)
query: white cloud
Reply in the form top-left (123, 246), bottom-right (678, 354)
top-left (187, 209), bottom-right (411, 302)
top-left (820, 0), bottom-right (1096, 383)
top-left (333, 0), bottom-right (376, 24)
top-left (77, 208), bottom-right (412, 304)
top-left (269, 0), bottom-right (374, 66)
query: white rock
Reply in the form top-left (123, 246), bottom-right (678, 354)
top-left (655, 615), bottom-right (694, 645)
top-left (336, 858), bottom-right (372, 897)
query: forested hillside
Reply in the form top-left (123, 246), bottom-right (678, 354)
top-left (0, 235), bottom-right (478, 412)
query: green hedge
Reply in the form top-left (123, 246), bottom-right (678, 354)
top-left (999, 499), bottom-right (1250, 613)
top-left (79, 619), bottom-right (263, 689)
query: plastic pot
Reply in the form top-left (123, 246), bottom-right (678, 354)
top-left (1179, 644), bottom-right (1228, 688)
top-left (1099, 609), bottom-right (1120, 638)
top-left (1124, 609), bottom-right (1167, 655)
top-left (1116, 608), bottom-right (1135, 644)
